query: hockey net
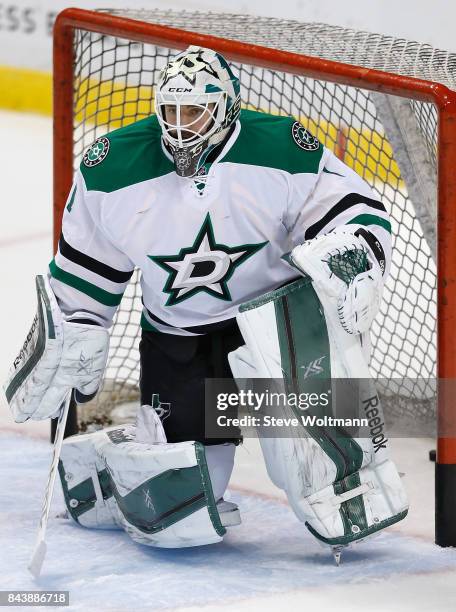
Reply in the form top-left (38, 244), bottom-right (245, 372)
top-left (54, 9), bottom-right (450, 431)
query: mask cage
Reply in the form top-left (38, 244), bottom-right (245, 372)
top-left (156, 91), bottom-right (227, 149)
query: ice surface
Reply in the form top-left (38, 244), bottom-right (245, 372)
top-left (1, 434), bottom-right (456, 612)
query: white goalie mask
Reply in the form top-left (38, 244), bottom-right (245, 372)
top-left (155, 46), bottom-right (241, 177)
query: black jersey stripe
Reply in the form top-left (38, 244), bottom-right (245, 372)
top-left (144, 304), bottom-right (236, 335)
top-left (304, 193), bottom-right (387, 240)
top-left (49, 259), bottom-right (124, 306)
top-left (59, 234), bottom-right (134, 283)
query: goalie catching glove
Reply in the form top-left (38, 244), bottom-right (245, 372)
top-left (3, 275), bottom-right (109, 422)
top-left (291, 226), bottom-right (385, 335)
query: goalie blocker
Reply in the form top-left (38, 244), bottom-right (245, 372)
top-left (3, 275), bottom-right (109, 422)
top-left (229, 238), bottom-right (408, 548)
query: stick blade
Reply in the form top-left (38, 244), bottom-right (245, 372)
top-left (28, 540), bottom-right (47, 578)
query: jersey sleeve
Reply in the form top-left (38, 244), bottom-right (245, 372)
top-left (49, 169), bottom-right (135, 327)
top-left (286, 147), bottom-right (392, 276)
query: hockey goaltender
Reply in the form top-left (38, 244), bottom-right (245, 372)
top-left (4, 46), bottom-right (408, 564)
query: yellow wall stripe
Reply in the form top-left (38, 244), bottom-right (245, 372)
top-left (0, 66), bottom-right (52, 115)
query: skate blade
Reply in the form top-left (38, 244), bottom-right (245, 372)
top-left (331, 545), bottom-right (346, 566)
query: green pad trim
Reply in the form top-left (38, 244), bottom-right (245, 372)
top-left (58, 460), bottom-right (98, 523)
top-left (4, 276), bottom-right (51, 403)
top-left (239, 275), bottom-right (312, 312)
top-left (195, 442), bottom-right (226, 537)
top-left (305, 509), bottom-right (409, 546)
top-left (109, 466), bottom-right (207, 534)
top-left (334, 472), bottom-right (368, 535)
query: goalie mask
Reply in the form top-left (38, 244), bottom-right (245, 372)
top-left (155, 46), bottom-right (241, 178)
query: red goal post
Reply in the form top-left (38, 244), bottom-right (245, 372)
top-left (53, 7), bottom-right (456, 546)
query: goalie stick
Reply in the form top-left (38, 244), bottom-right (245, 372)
top-left (28, 390), bottom-right (73, 579)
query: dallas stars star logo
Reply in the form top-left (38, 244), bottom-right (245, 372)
top-left (149, 214), bottom-right (267, 306)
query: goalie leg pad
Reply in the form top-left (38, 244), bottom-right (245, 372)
top-left (3, 275), bottom-right (109, 421)
top-left (303, 458), bottom-right (407, 546)
top-left (59, 423), bottom-right (237, 548)
top-left (229, 277), bottom-right (408, 546)
top-left (58, 430), bottom-right (123, 530)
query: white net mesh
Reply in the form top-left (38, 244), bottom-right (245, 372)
top-left (68, 10), bottom-right (450, 428)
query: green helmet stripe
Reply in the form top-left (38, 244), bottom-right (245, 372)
top-left (216, 53), bottom-right (237, 82)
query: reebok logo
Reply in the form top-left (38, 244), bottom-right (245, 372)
top-left (14, 314), bottom-right (39, 368)
top-left (362, 395), bottom-right (388, 452)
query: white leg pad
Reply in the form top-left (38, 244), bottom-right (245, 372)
top-left (59, 419), bottom-right (239, 548)
top-left (229, 277), bottom-right (408, 546)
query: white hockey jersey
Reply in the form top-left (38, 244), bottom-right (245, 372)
top-left (49, 110), bottom-right (391, 336)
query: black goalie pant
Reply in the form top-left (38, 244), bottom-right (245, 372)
top-left (139, 320), bottom-right (244, 445)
